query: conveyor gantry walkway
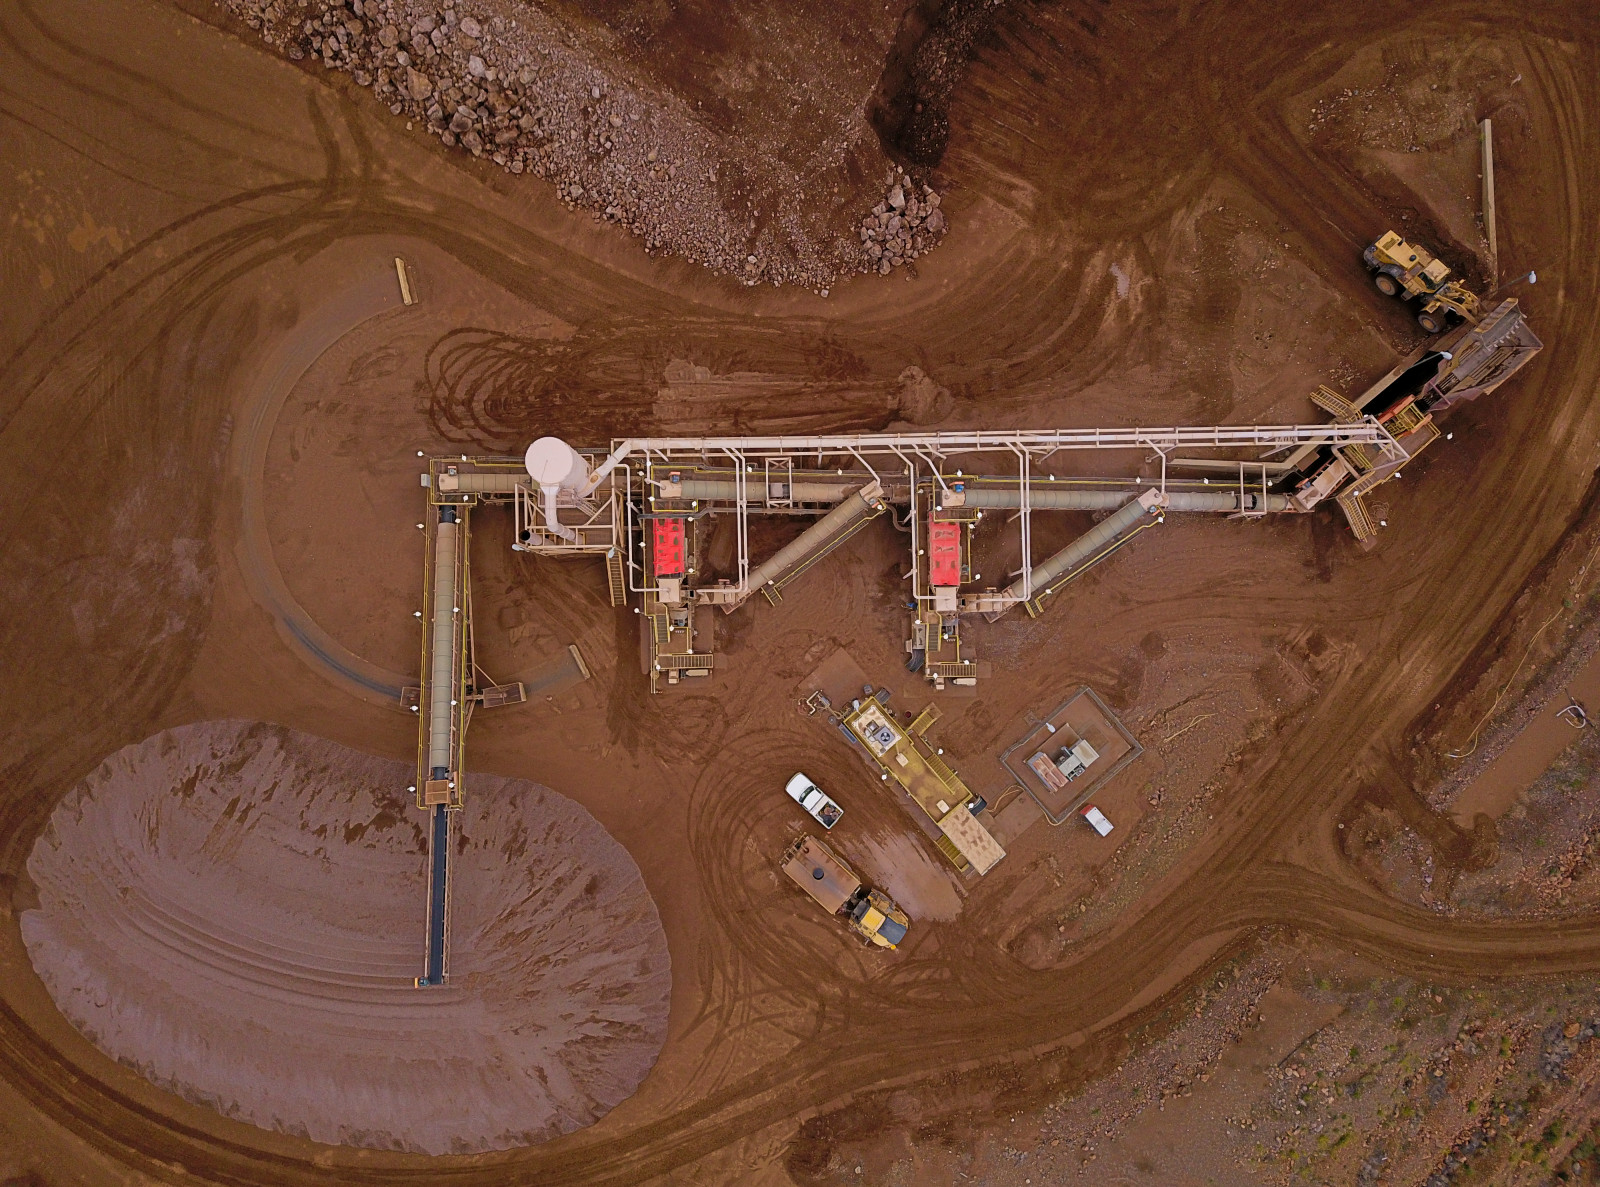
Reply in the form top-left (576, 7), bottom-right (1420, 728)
top-left (410, 458), bottom-right (529, 988)
top-left (412, 421), bottom-right (1407, 696)
top-left (490, 420), bottom-right (1412, 690)
top-left (493, 322), bottom-right (1535, 691)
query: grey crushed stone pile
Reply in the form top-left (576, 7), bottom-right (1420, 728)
top-left (219, 0), bottom-right (950, 290)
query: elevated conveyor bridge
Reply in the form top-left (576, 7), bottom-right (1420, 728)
top-left (456, 419), bottom-right (1412, 692)
top-left (409, 458), bottom-right (529, 988)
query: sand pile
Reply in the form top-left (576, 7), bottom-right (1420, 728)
top-left (21, 720), bottom-right (670, 1154)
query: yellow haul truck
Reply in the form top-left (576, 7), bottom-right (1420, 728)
top-left (781, 835), bottom-right (910, 949)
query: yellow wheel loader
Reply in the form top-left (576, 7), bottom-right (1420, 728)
top-left (1363, 231), bottom-right (1481, 334)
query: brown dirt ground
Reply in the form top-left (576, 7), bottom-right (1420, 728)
top-left (2, 0), bottom-right (1600, 1184)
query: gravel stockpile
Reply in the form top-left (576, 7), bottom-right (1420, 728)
top-left (216, 0), bottom-right (949, 289)
top-left (21, 720), bottom-right (672, 1154)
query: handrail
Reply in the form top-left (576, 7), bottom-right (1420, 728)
top-left (576, 422), bottom-right (1400, 498)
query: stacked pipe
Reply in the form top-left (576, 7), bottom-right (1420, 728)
top-left (955, 487), bottom-right (1288, 513)
top-left (675, 477), bottom-right (859, 504)
top-left (670, 477), bottom-right (1287, 514)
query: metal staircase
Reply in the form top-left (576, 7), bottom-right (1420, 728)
top-left (934, 834), bottom-right (971, 872)
top-left (1310, 384), bottom-right (1361, 423)
top-left (1336, 490), bottom-right (1377, 543)
top-left (605, 547), bottom-right (626, 607)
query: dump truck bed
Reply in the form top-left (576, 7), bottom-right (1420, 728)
top-left (782, 835), bottom-right (862, 915)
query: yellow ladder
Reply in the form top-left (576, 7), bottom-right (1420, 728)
top-left (934, 834), bottom-right (971, 872)
top-left (909, 703), bottom-right (942, 736)
top-left (605, 548), bottom-right (626, 607)
top-left (1336, 490), bottom-right (1377, 543)
top-left (1310, 384), bottom-right (1361, 423)
top-left (651, 612), bottom-right (670, 649)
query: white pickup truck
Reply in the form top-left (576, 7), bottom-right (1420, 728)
top-left (785, 772), bottom-right (843, 830)
top-left (1081, 804), bottom-right (1114, 836)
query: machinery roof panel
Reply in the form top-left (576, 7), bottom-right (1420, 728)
top-left (928, 518), bottom-right (962, 588)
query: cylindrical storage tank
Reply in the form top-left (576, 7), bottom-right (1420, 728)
top-left (524, 436), bottom-right (590, 490)
top-left (427, 511), bottom-right (459, 778)
top-left (526, 437), bottom-right (586, 542)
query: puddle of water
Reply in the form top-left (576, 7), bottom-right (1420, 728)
top-left (851, 830), bottom-right (965, 922)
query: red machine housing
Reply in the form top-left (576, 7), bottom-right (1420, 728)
top-left (651, 518), bottom-right (687, 578)
top-left (927, 518), bottom-right (962, 587)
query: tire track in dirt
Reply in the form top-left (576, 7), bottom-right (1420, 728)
top-left (232, 254), bottom-right (410, 703)
top-left (423, 323), bottom-right (911, 453)
top-left (2, 0), bottom-right (1600, 1183)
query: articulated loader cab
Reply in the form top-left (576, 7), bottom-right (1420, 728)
top-left (781, 834), bottom-right (910, 950)
top-left (848, 888), bottom-right (909, 949)
top-left (1364, 231), bottom-right (1481, 333)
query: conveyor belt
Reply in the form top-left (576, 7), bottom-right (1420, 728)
top-left (417, 805), bottom-right (451, 988)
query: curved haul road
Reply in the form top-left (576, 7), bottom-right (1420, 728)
top-left (231, 252), bottom-right (410, 703)
top-left (1, 0), bottom-right (1598, 1182)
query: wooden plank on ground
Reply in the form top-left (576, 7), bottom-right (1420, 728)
top-left (1481, 118), bottom-right (1497, 280)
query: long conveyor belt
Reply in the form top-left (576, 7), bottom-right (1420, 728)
top-left (417, 805), bottom-right (451, 987)
top-left (413, 500), bottom-right (471, 988)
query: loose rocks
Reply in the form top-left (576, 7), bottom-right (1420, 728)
top-left (860, 172), bottom-right (947, 275)
top-left (212, 0), bottom-right (950, 290)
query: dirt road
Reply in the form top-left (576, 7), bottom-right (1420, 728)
top-left (2, 0), bottom-right (1599, 1181)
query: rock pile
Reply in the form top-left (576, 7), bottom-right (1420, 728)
top-left (860, 174), bottom-right (946, 276)
top-left (218, 0), bottom-right (949, 290)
